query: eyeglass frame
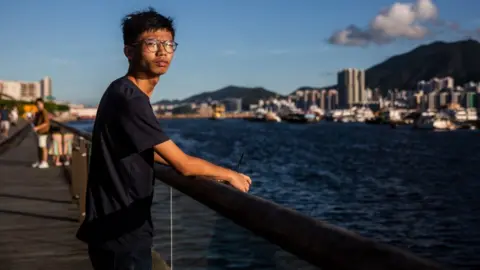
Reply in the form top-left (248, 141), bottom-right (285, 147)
top-left (131, 38), bottom-right (178, 53)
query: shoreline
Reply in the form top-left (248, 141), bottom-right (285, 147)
top-left (55, 112), bottom-right (254, 122)
top-left (156, 112), bottom-right (253, 119)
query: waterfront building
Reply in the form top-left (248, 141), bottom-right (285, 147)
top-left (0, 76), bottom-right (52, 101)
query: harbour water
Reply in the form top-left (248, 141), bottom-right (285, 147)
top-left (70, 119), bottom-right (480, 269)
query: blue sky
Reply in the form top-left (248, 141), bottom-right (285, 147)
top-left (0, 0), bottom-right (479, 104)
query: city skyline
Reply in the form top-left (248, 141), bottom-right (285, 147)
top-left (0, 0), bottom-right (479, 104)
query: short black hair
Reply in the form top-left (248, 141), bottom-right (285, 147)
top-left (121, 7), bottom-right (175, 46)
top-left (35, 98), bottom-right (44, 104)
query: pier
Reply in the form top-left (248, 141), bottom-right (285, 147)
top-left (0, 120), bottom-right (447, 270)
top-left (0, 123), bottom-right (91, 270)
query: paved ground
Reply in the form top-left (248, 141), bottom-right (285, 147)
top-left (0, 129), bottom-right (92, 270)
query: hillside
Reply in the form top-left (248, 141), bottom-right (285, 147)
top-left (366, 39), bottom-right (480, 91)
top-left (155, 85), bottom-right (282, 109)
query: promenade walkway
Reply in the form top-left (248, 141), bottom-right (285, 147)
top-left (0, 126), bottom-right (91, 270)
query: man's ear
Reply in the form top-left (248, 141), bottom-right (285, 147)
top-left (124, 46), bottom-right (133, 60)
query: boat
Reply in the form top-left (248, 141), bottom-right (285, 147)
top-left (244, 109), bottom-right (281, 122)
top-left (209, 104), bottom-right (226, 120)
top-left (265, 112), bottom-right (281, 122)
top-left (413, 115), bottom-right (435, 130)
top-left (354, 107), bottom-right (375, 123)
top-left (413, 112), bottom-right (457, 131)
top-left (282, 113), bottom-right (317, 123)
top-left (433, 112), bottom-right (456, 131)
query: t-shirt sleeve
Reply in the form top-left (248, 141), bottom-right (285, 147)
top-left (121, 96), bottom-right (170, 153)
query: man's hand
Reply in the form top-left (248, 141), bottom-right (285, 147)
top-left (153, 140), bottom-right (252, 192)
top-left (227, 172), bottom-right (252, 192)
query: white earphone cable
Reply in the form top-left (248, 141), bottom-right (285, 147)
top-left (170, 186), bottom-right (173, 270)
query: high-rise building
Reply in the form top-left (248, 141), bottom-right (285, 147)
top-left (0, 76), bottom-right (52, 101)
top-left (40, 76), bottom-right (52, 98)
top-left (428, 91), bottom-right (437, 110)
top-left (222, 98), bottom-right (242, 112)
top-left (442, 76), bottom-right (454, 89)
top-left (418, 77), bottom-right (454, 93)
top-left (439, 92), bottom-right (449, 106)
top-left (464, 92), bottom-right (476, 108)
top-left (337, 68), bottom-right (365, 108)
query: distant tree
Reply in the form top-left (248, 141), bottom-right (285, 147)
top-left (45, 95), bottom-right (55, 102)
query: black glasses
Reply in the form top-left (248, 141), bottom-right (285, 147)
top-left (134, 38), bottom-right (178, 53)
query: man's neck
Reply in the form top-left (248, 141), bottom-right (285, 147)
top-left (126, 71), bottom-right (159, 98)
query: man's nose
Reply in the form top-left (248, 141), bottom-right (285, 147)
top-left (156, 45), bottom-right (167, 56)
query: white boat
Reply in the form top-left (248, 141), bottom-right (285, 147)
top-left (248, 108), bottom-right (281, 122)
top-left (354, 107), bottom-right (375, 122)
top-left (265, 112), bottom-right (281, 122)
top-left (415, 112), bottom-right (456, 131)
top-left (433, 118), bottom-right (454, 130)
top-left (414, 115), bottom-right (435, 129)
top-left (434, 111), bottom-right (456, 131)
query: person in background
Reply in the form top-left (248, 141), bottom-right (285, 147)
top-left (62, 132), bottom-right (73, 166)
top-left (48, 126), bottom-right (74, 166)
top-left (0, 105), bottom-right (10, 139)
top-left (49, 126), bottom-right (64, 166)
top-left (32, 98), bottom-right (50, 169)
top-left (9, 106), bottom-right (18, 126)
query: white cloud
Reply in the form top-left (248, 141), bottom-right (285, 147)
top-left (328, 0), bottom-right (439, 46)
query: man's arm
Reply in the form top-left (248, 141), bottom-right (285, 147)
top-left (154, 152), bottom-right (169, 165)
top-left (154, 140), bottom-right (251, 192)
top-left (154, 140), bottom-right (235, 180)
top-left (34, 122), bottom-right (49, 131)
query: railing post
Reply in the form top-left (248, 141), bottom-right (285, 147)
top-left (77, 137), bottom-right (88, 223)
top-left (71, 146), bottom-right (81, 201)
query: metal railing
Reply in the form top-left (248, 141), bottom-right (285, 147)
top-left (50, 119), bottom-right (446, 270)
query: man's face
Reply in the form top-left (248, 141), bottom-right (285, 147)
top-left (36, 101), bottom-right (44, 110)
top-left (127, 29), bottom-right (175, 76)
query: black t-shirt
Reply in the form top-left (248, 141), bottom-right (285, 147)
top-left (76, 77), bottom-right (170, 251)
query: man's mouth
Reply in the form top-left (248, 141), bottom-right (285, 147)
top-left (154, 60), bottom-right (168, 67)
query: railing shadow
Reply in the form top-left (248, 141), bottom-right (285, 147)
top-left (0, 193), bottom-right (72, 204)
top-left (0, 209), bottom-right (78, 223)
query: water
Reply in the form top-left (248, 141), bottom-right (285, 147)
top-left (71, 119), bottom-right (480, 269)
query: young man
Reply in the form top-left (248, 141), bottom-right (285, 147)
top-left (32, 98), bottom-right (50, 169)
top-left (0, 105), bottom-right (10, 138)
top-left (77, 8), bottom-right (252, 270)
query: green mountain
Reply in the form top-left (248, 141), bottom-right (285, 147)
top-left (365, 39), bottom-right (480, 91)
top-left (290, 39), bottom-right (480, 94)
top-left (154, 85), bottom-right (282, 109)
